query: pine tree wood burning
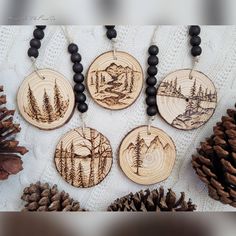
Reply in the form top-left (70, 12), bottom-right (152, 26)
top-left (54, 127), bottom-right (113, 188)
top-left (119, 126), bottom-right (176, 185)
top-left (87, 51), bottom-right (143, 110)
top-left (17, 69), bottom-right (75, 130)
top-left (157, 69), bottom-right (217, 130)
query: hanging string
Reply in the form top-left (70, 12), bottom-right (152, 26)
top-left (31, 57), bottom-right (45, 80)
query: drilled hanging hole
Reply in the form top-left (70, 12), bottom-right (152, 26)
top-left (186, 98), bottom-right (189, 102)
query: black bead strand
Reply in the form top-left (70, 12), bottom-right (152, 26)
top-left (189, 25), bottom-right (202, 57)
top-left (28, 26), bottom-right (46, 58)
top-left (68, 42), bottom-right (88, 113)
top-left (105, 25), bottom-right (117, 40)
top-left (146, 45), bottom-right (159, 117)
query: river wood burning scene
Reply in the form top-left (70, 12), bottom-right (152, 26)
top-left (54, 128), bottom-right (113, 188)
top-left (87, 51), bottom-right (143, 110)
top-left (157, 70), bottom-right (217, 130)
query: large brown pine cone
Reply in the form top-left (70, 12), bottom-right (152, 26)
top-left (21, 182), bottom-right (85, 211)
top-left (0, 86), bottom-right (28, 180)
top-left (192, 105), bottom-right (236, 207)
top-left (107, 187), bottom-right (196, 211)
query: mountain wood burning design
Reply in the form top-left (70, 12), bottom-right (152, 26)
top-left (54, 127), bottom-right (113, 188)
top-left (87, 51), bottom-right (143, 110)
top-left (119, 126), bottom-right (176, 185)
top-left (17, 69), bottom-right (75, 130)
top-left (157, 69), bottom-right (217, 130)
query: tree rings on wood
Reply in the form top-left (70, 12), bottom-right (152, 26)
top-left (54, 127), bottom-right (113, 188)
top-left (17, 69), bottom-right (75, 130)
top-left (87, 51), bottom-right (144, 110)
top-left (119, 126), bottom-right (176, 185)
top-left (157, 69), bottom-right (217, 130)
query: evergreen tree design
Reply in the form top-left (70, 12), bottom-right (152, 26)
top-left (42, 89), bottom-right (55, 123)
top-left (91, 76), bottom-right (94, 86)
top-left (25, 84), bottom-right (42, 121)
top-left (95, 71), bottom-right (99, 93)
top-left (69, 142), bottom-right (76, 185)
top-left (54, 81), bottom-right (65, 118)
top-left (78, 162), bottom-right (85, 187)
top-left (88, 129), bottom-right (96, 186)
top-left (124, 71), bottom-right (129, 91)
top-left (129, 70), bottom-right (135, 93)
top-left (133, 133), bottom-right (143, 175)
top-left (64, 148), bottom-right (69, 182)
top-left (58, 141), bottom-right (65, 176)
top-left (190, 79), bottom-right (197, 97)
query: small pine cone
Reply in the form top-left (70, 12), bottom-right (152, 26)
top-left (192, 105), bottom-right (236, 207)
top-left (0, 86), bottom-right (28, 180)
top-left (107, 187), bottom-right (196, 212)
top-left (21, 182), bottom-right (85, 212)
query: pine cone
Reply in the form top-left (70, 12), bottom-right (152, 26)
top-left (107, 187), bottom-right (196, 211)
top-left (0, 86), bottom-right (28, 180)
top-left (21, 182), bottom-right (85, 211)
top-left (192, 105), bottom-right (236, 207)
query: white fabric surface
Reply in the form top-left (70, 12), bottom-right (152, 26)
top-left (0, 25), bottom-right (236, 211)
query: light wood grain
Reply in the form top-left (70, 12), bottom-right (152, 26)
top-left (54, 127), bottom-right (113, 188)
top-left (17, 69), bottom-right (75, 130)
top-left (157, 69), bottom-right (217, 130)
top-left (119, 126), bottom-right (176, 185)
top-left (87, 51), bottom-right (143, 110)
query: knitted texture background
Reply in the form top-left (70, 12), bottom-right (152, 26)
top-left (0, 26), bottom-right (236, 211)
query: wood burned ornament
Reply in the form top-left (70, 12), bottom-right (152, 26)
top-left (157, 69), bottom-right (217, 130)
top-left (119, 126), bottom-right (176, 185)
top-left (87, 51), bottom-right (144, 110)
top-left (54, 127), bottom-right (113, 188)
top-left (17, 69), bottom-right (75, 130)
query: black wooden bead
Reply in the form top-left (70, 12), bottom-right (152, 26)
top-left (68, 43), bottom-right (78, 54)
top-left (73, 63), bottom-right (83, 73)
top-left (146, 77), bottom-right (157, 86)
top-left (190, 36), bottom-right (201, 46)
top-left (75, 93), bottom-right (86, 103)
top-left (148, 45), bottom-right (159, 55)
top-left (189, 26), bottom-right (201, 36)
top-left (191, 46), bottom-right (202, 57)
top-left (36, 25), bottom-right (46, 30)
top-left (71, 53), bottom-right (81, 63)
top-left (106, 29), bottom-right (117, 40)
top-left (105, 25), bottom-right (115, 29)
top-left (74, 83), bottom-right (85, 93)
top-left (148, 55), bottom-right (159, 66)
top-left (146, 86), bottom-right (157, 96)
top-left (78, 103), bottom-right (88, 113)
top-left (146, 96), bottom-right (156, 106)
top-left (28, 47), bottom-right (39, 58)
top-left (33, 29), bottom-right (45, 40)
top-left (30, 38), bottom-right (41, 49)
top-left (147, 106), bottom-right (158, 116)
top-left (147, 66), bottom-right (158, 76)
top-left (73, 73), bottom-right (84, 83)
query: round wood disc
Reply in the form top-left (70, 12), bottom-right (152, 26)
top-left (87, 51), bottom-right (144, 110)
top-left (157, 69), bottom-right (217, 130)
top-left (54, 127), bottom-right (113, 188)
top-left (17, 69), bottom-right (75, 130)
top-left (119, 126), bottom-right (176, 185)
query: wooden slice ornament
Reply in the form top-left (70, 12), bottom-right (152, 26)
top-left (119, 126), bottom-right (176, 185)
top-left (54, 127), bottom-right (113, 188)
top-left (157, 69), bottom-right (217, 130)
top-left (17, 69), bottom-right (75, 130)
top-left (87, 51), bottom-right (144, 110)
